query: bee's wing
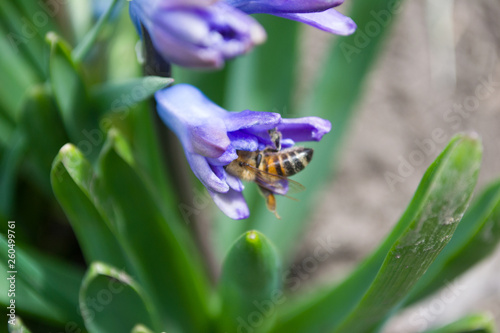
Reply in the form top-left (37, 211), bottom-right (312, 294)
top-left (242, 164), bottom-right (305, 195)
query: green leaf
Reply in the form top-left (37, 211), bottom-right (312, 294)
top-left (98, 129), bottom-right (210, 332)
top-left (19, 85), bottom-right (68, 194)
top-left (12, 0), bottom-right (58, 35)
top-left (0, 1), bottom-right (47, 77)
top-left (405, 178), bottom-right (500, 305)
top-left (72, 0), bottom-right (123, 62)
top-left (47, 32), bottom-right (98, 151)
top-left (50, 144), bottom-right (128, 268)
top-left (0, 234), bottom-right (84, 326)
top-left (8, 316), bottom-right (32, 333)
top-left (273, 134), bottom-right (482, 333)
top-left (424, 313), bottom-right (497, 333)
top-left (218, 230), bottom-right (282, 333)
top-left (0, 130), bottom-right (27, 217)
top-left (0, 26), bottom-right (39, 118)
top-left (90, 77), bottom-right (174, 114)
top-left (79, 262), bottom-right (161, 333)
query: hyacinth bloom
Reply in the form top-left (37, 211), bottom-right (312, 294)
top-left (155, 84), bottom-right (331, 219)
top-left (225, 0), bottom-right (357, 35)
top-left (129, 0), bottom-right (266, 68)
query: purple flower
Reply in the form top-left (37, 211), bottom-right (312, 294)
top-left (225, 0), bottom-right (357, 35)
top-left (129, 0), bottom-right (266, 68)
top-left (155, 84), bottom-right (331, 219)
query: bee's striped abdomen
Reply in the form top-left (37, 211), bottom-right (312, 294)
top-left (263, 147), bottom-right (313, 177)
top-left (284, 147), bottom-right (313, 176)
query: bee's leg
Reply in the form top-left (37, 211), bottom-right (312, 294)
top-left (258, 185), bottom-right (281, 219)
top-left (267, 128), bottom-right (282, 152)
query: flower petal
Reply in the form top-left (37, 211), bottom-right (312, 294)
top-left (277, 117), bottom-right (332, 142)
top-left (226, 173), bottom-right (244, 192)
top-left (156, 84), bottom-right (231, 158)
top-left (275, 9), bottom-right (356, 35)
top-left (223, 110), bottom-right (281, 132)
top-left (226, 0), bottom-right (345, 14)
top-left (207, 146), bottom-right (238, 166)
top-left (208, 188), bottom-right (249, 219)
top-left (186, 153), bottom-right (229, 193)
top-left (227, 131), bottom-right (259, 151)
top-left (137, 2), bottom-right (266, 68)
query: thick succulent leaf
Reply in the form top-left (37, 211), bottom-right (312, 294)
top-left (218, 231), bottom-right (282, 333)
top-left (405, 178), bottom-right (500, 305)
top-left (90, 77), bottom-right (174, 114)
top-left (50, 143), bottom-right (128, 268)
top-left (98, 129), bottom-right (210, 332)
top-left (273, 134), bottom-right (482, 333)
top-left (79, 262), bottom-right (161, 333)
top-left (47, 32), bottom-right (98, 152)
top-left (20, 85), bottom-right (68, 194)
top-left (0, 235), bottom-right (84, 326)
top-left (424, 313), bottom-right (497, 333)
top-left (8, 316), bottom-right (32, 333)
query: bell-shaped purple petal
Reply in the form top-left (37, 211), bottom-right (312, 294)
top-left (156, 84), bottom-right (230, 158)
top-left (186, 152), bottom-right (230, 193)
top-left (130, 1), bottom-right (266, 68)
top-left (224, 110), bottom-right (281, 132)
top-left (226, 0), bottom-right (344, 14)
top-left (208, 189), bottom-right (250, 220)
top-left (276, 9), bottom-right (356, 35)
top-left (277, 117), bottom-right (332, 142)
top-left (225, 0), bottom-right (356, 36)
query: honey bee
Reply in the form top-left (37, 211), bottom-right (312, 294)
top-left (225, 130), bottom-right (313, 219)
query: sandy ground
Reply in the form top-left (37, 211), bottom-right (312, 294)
top-left (293, 0), bottom-right (500, 330)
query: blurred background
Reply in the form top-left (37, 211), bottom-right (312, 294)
top-left (291, 0), bottom-right (500, 330)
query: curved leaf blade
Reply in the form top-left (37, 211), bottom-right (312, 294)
top-left (50, 143), bottom-right (128, 267)
top-left (79, 262), bottom-right (161, 333)
top-left (218, 230), bottom-right (282, 333)
top-left (273, 134), bottom-right (482, 333)
top-left (405, 178), bottom-right (500, 305)
top-left (333, 135), bottom-right (482, 333)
